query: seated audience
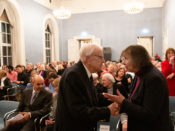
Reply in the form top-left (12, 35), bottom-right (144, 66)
top-left (5, 65), bottom-right (17, 83)
top-left (45, 72), bottom-right (58, 93)
top-left (101, 73), bottom-right (117, 95)
top-left (2, 75), bottom-right (52, 131)
top-left (15, 65), bottom-right (29, 90)
top-left (92, 73), bottom-right (103, 93)
top-left (25, 70), bottom-right (39, 90)
top-left (44, 77), bottom-right (61, 131)
top-left (0, 70), bottom-right (12, 100)
top-left (115, 67), bottom-right (129, 98)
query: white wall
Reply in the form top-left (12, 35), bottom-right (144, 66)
top-left (162, 0), bottom-right (175, 59)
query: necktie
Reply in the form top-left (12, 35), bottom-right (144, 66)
top-left (89, 75), bottom-right (94, 86)
top-left (89, 75), bottom-right (98, 104)
top-left (30, 92), bottom-right (38, 104)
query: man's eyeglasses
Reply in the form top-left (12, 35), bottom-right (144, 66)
top-left (93, 55), bottom-right (104, 59)
top-left (36, 83), bottom-right (44, 86)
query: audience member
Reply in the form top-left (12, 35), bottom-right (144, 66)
top-left (0, 70), bottom-right (12, 100)
top-left (15, 65), bottom-right (28, 90)
top-left (161, 48), bottom-right (175, 96)
top-left (2, 75), bottom-right (52, 131)
top-left (101, 73), bottom-right (117, 95)
top-left (5, 65), bottom-right (17, 83)
top-left (44, 77), bottom-right (61, 131)
top-left (115, 67), bottom-right (129, 98)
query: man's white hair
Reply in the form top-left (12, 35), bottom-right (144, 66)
top-left (79, 44), bottom-right (102, 62)
top-left (102, 73), bottom-right (115, 83)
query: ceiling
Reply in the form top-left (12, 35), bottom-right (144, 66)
top-left (34, 0), bottom-right (166, 14)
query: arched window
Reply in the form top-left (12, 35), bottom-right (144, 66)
top-left (43, 14), bottom-right (59, 63)
top-left (45, 25), bottom-right (51, 63)
top-left (0, 10), bottom-right (12, 66)
top-left (0, 0), bottom-right (25, 66)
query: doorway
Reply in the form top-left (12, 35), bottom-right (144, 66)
top-left (137, 36), bottom-right (153, 57)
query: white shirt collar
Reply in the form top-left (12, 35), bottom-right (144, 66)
top-left (32, 89), bottom-right (39, 94)
top-left (82, 63), bottom-right (91, 79)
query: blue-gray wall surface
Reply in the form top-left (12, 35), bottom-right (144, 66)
top-left (17, 0), bottom-right (52, 64)
top-left (14, 0), bottom-right (163, 63)
top-left (59, 8), bottom-right (162, 61)
top-left (162, 0), bottom-right (175, 49)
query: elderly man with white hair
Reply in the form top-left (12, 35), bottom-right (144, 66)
top-left (54, 44), bottom-right (119, 131)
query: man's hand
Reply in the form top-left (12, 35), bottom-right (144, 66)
top-left (108, 102), bottom-right (120, 116)
top-left (103, 89), bottom-right (125, 104)
top-left (18, 112), bottom-right (30, 123)
top-left (122, 121), bottom-right (128, 131)
top-left (45, 118), bottom-right (55, 125)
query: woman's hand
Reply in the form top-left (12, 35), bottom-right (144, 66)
top-left (103, 89), bottom-right (125, 104)
top-left (169, 56), bottom-right (175, 64)
top-left (167, 73), bottom-right (174, 79)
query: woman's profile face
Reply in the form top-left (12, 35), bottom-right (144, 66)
top-left (123, 54), bottom-right (138, 73)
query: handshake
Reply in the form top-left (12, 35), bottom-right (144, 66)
top-left (108, 102), bottom-right (120, 116)
top-left (104, 89), bottom-right (125, 116)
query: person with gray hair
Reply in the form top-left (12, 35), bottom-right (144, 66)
top-left (101, 73), bottom-right (116, 95)
top-left (54, 44), bottom-right (119, 131)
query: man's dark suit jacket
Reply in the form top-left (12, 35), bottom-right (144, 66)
top-left (54, 61), bottom-right (111, 131)
top-left (120, 64), bottom-right (173, 131)
top-left (16, 88), bottom-right (52, 119)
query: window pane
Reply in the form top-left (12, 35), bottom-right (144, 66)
top-left (7, 34), bottom-right (11, 43)
top-left (45, 33), bottom-right (47, 40)
top-left (3, 57), bottom-right (7, 65)
top-left (48, 50), bottom-right (50, 56)
top-left (8, 47), bottom-right (12, 56)
top-left (46, 50), bottom-right (48, 56)
top-left (48, 34), bottom-right (50, 41)
top-left (47, 57), bottom-right (50, 63)
top-left (3, 46), bottom-right (7, 56)
top-left (48, 41), bottom-right (50, 47)
top-left (8, 57), bottom-right (12, 65)
top-left (7, 24), bottom-right (10, 33)
top-left (1, 23), bottom-right (5, 32)
top-left (2, 34), bottom-right (6, 43)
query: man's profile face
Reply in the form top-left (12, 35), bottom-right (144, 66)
top-left (33, 78), bottom-right (44, 91)
top-left (89, 48), bottom-right (105, 73)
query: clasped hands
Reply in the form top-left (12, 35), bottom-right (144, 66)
top-left (104, 89), bottom-right (125, 116)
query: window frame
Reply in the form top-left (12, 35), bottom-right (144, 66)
top-left (0, 20), bottom-right (12, 66)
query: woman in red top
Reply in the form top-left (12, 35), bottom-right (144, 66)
top-left (161, 48), bottom-right (175, 96)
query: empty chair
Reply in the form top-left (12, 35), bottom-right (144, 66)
top-left (4, 86), bottom-right (18, 101)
